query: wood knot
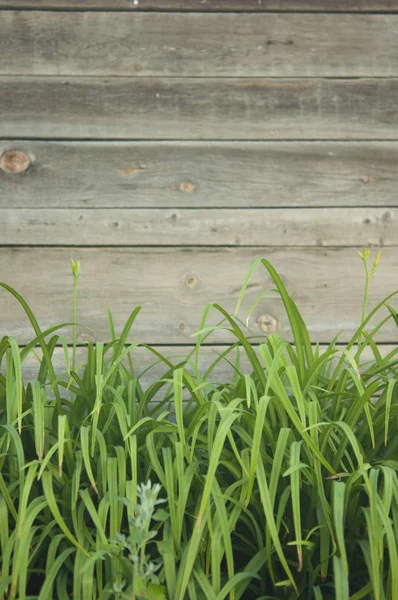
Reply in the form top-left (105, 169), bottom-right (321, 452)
top-left (185, 274), bottom-right (198, 289)
top-left (78, 333), bottom-right (96, 344)
top-left (257, 314), bottom-right (277, 335)
top-left (0, 150), bottom-right (30, 174)
top-left (179, 182), bottom-right (195, 193)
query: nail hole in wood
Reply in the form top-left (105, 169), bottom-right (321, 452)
top-left (185, 274), bottom-right (198, 289)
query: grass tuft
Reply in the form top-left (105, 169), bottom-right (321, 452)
top-left (0, 252), bottom-right (397, 599)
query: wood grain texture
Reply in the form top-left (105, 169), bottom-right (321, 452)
top-left (14, 344), bottom-right (397, 391)
top-left (0, 1), bottom-right (397, 10)
top-left (2, 77), bottom-right (398, 140)
top-left (0, 247), bottom-right (396, 345)
top-left (1, 141), bottom-right (397, 209)
top-left (2, 208), bottom-right (397, 247)
top-left (3, 12), bottom-right (398, 77)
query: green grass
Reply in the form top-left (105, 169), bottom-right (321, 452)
top-left (0, 251), bottom-right (397, 599)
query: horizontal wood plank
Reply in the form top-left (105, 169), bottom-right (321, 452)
top-left (0, 247), bottom-right (396, 345)
top-left (0, 1), bottom-right (397, 10)
top-left (1, 141), bottom-right (397, 208)
top-left (2, 208), bottom-right (397, 247)
top-left (1, 77), bottom-right (398, 140)
top-left (14, 344), bottom-right (397, 392)
top-left (3, 12), bottom-right (398, 77)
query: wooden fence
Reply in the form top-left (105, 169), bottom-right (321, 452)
top-left (1, 0), bottom-right (397, 374)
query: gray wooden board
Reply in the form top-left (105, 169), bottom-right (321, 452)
top-left (0, 247), bottom-right (397, 345)
top-left (0, 1), bottom-right (397, 10)
top-left (1, 141), bottom-right (397, 209)
top-left (12, 344), bottom-right (397, 392)
top-left (3, 12), bottom-right (398, 77)
top-left (2, 77), bottom-right (398, 140)
top-left (2, 208), bottom-right (397, 247)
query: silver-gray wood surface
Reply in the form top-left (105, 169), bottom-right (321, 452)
top-left (2, 77), bottom-right (398, 140)
top-left (0, 1), bottom-right (397, 10)
top-left (1, 141), bottom-right (396, 209)
top-left (0, 247), bottom-right (396, 345)
top-left (1, 3), bottom-right (397, 353)
top-left (2, 208), bottom-right (396, 247)
top-left (2, 12), bottom-right (398, 77)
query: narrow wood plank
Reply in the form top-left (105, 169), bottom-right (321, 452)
top-left (3, 12), bottom-right (398, 77)
top-left (14, 345), bottom-right (397, 392)
top-left (2, 208), bottom-right (397, 247)
top-left (2, 77), bottom-right (398, 140)
top-left (0, 247), bottom-right (396, 345)
top-left (0, 1), bottom-right (397, 11)
top-left (1, 141), bottom-right (396, 209)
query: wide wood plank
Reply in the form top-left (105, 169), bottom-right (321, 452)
top-left (14, 345), bottom-right (397, 392)
top-left (2, 208), bottom-right (397, 247)
top-left (0, 1), bottom-right (397, 10)
top-left (0, 247), bottom-right (396, 345)
top-left (1, 141), bottom-right (397, 208)
top-left (3, 12), bottom-right (398, 77)
top-left (2, 77), bottom-right (398, 140)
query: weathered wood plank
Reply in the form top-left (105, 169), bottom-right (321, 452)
top-left (3, 12), bottom-right (398, 77)
top-left (2, 208), bottom-right (396, 247)
top-left (2, 77), bottom-right (398, 140)
top-left (0, 1), bottom-right (397, 11)
top-left (0, 247), bottom-right (396, 345)
top-left (13, 345), bottom-right (397, 391)
top-left (1, 141), bottom-right (396, 209)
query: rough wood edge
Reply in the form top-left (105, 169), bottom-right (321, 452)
top-left (0, 1), bottom-right (397, 10)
